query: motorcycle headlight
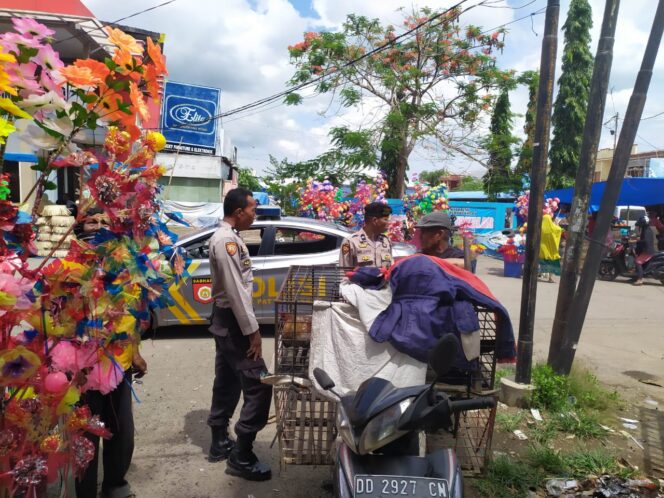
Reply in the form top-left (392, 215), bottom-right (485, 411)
top-left (358, 398), bottom-right (414, 455)
top-left (336, 404), bottom-right (358, 453)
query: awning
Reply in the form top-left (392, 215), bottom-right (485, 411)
top-left (546, 177), bottom-right (664, 211)
top-left (4, 152), bottom-right (38, 163)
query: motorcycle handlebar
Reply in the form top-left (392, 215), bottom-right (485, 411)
top-left (449, 397), bottom-right (496, 412)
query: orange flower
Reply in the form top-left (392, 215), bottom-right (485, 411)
top-left (60, 64), bottom-right (103, 87)
top-left (143, 64), bottom-right (162, 102)
top-left (74, 59), bottom-right (110, 82)
top-left (97, 86), bottom-right (129, 122)
top-left (146, 37), bottom-right (167, 76)
top-left (129, 82), bottom-right (149, 122)
top-left (106, 27), bottom-right (143, 55)
top-left (112, 48), bottom-right (136, 75)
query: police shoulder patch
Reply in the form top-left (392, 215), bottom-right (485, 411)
top-left (225, 241), bottom-right (238, 256)
top-left (342, 242), bottom-right (350, 254)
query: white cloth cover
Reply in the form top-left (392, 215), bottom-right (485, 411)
top-left (309, 297), bottom-right (427, 401)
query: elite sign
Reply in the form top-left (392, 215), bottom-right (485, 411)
top-left (161, 81), bottom-right (221, 155)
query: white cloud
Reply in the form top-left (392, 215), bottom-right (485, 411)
top-left (81, 0), bottom-right (664, 179)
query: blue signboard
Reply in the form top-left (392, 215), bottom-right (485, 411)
top-left (161, 81), bottom-right (220, 155)
top-left (449, 201), bottom-right (516, 233)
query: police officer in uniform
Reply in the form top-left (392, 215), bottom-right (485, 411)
top-left (207, 188), bottom-right (272, 481)
top-left (339, 202), bottom-right (393, 269)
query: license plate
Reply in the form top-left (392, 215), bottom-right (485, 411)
top-left (354, 475), bottom-right (450, 497)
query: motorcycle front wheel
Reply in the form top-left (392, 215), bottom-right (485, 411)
top-left (598, 261), bottom-right (618, 281)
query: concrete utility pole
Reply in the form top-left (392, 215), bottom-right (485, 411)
top-left (548, 0), bottom-right (620, 372)
top-left (515, 0), bottom-right (560, 385)
top-left (554, 0), bottom-right (664, 375)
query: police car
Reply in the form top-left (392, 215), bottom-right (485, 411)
top-left (154, 213), bottom-right (416, 328)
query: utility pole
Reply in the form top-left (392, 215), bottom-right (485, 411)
top-left (515, 0), bottom-right (560, 384)
top-left (554, 0), bottom-right (664, 374)
top-left (612, 112), bottom-right (619, 150)
top-left (548, 0), bottom-right (620, 372)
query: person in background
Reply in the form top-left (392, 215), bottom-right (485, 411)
top-left (539, 213), bottom-right (562, 283)
top-left (633, 215), bottom-right (658, 286)
top-left (75, 207), bottom-right (147, 498)
top-left (207, 188), bottom-right (272, 481)
top-left (415, 212), bottom-right (465, 269)
top-left (339, 202), bottom-right (393, 269)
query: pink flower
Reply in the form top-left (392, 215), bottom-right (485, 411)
top-left (50, 341), bottom-right (99, 374)
top-left (6, 62), bottom-right (42, 96)
top-left (0, 32), bottom-right (43, 50)
top-left (82, 355), bottom-right (124, 394)
top-left (34, 44), bottom-right (63, 72)
top-left (11, 18), bottom-right (55, 40)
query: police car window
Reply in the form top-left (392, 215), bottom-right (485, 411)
top-left (274, 228), bottom-right (337, 255)
top-left (242, 228), bottom-right (263, 257)
top-left (183, 237), bottom-right (211, 259)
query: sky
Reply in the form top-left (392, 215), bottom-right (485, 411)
top-left (81, 0), bottom-right (664, 179)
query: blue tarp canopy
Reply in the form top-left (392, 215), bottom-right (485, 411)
top-left (546, 178), bottom-right (664, 211)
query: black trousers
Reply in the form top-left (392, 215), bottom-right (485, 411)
top-left (207, 307), bottom-right (272, 440)
top-left (76, 371), bottom-right (134, 498)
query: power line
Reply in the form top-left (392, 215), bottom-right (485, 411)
top-left (52, 0), bottom-right (178, 47)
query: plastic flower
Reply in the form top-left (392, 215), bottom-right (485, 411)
top-left (0, 117), bottom-right (16, 144)
top-left (17, 90), bottom-right (69, 113)
top-left (106, 27), bottom-right (143, 55)
top-left (33, 44), bottom-right (63, 71)
top-left (0, 346), bottom-right (41, 385)
top-left (112, 48), bottom-right (137, 76)
top-left (60, 62), bottom-right (105, 88)
top-left (143, 63), bottom-right (162, 101)
top-left (144, 131), bottom-right (166, 152)
top-left (146, 37), bottom-right (167, 75)
top-left (0, 97), bottom-right (31, 119)
top-left (11, 17), bottom-right (55, 40)
top-left (129, 82), bottom-right (149, 122)
top-left (73, 59), bottom-right (110, 83)
top-left (0, 46), bottom-right (18, 96)
top-left (5, 62), bottom-right (41, 95)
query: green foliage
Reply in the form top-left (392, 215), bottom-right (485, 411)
top-left (418, 168), bottom-right (449, 186)
top-left (515, 70), bottom-right (539, 179)
top-left (548, 0), bottom-right (594, 189)
top-left (237, 167), bottom-right (261, 192)
top-left (531, 364), bottom-right (571, 412)
top-left (568, 367), bottom-right (621, 412)
top-left (483, 87), bottom-right (521, 198)
top-left (457, 176), bottom-right (484, 191)
top-left (286, 7), bottom-right (514, 197)
top-left (566, 449), bottom-right (620, 477)
top-left (496, 411), bottom-right (525, 433)
top-left (526, 445), bottom-right (569, 476)
top-left (475, 455), bottom-right (542, 498)
top-left (553, 410), bottom-right (607, 439)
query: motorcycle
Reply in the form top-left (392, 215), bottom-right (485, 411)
top-left (599, 236), bottom-right (664, 284)
top-left (313, 334), bottom-right (495, 498)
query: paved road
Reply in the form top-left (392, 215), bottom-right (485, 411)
top-left (127, 256), bottom-right (664, 497)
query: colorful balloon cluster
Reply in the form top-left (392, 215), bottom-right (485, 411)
top-left (403, 174), bottom-right (450, 217)
top-left (346, 173), bottom-right (388, 228)
top-left (298, 179), bottom-right (349, 222)
top-left (497, 236), bottom-right (525, 263)
top-left (515, 191), bottom-right (561, 224)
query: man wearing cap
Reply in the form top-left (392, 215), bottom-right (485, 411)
top-left (416, 212), bottom-right (465, 268)
top-left (340, 202), bottom-right (393, 269)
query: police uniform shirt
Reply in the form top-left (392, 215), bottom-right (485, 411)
top-left (209, 220), bottom-right (258, 337)
top-left (339, 228), bottom-right (393, 269)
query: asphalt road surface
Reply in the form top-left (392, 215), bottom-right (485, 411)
top-left (126, 256), bottom-right (664, 498)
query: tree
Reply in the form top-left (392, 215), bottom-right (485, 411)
top-left (458, 175), bottom-right (484, 191)
top-left (419, 168), bottom-right (450, 186)
top-left (237, 167), bottom-right (261, 192)
top-left (483, 86), bottom-right (519, 198)
top-left (548, 0), bottom-right (593, 189)
top-left (285, 8), bottom-right (512, 198)
top-left (515, 70), bottom-right (539, 182)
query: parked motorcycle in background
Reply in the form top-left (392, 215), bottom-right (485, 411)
top-left (598, 235), bottom-right (664, 285)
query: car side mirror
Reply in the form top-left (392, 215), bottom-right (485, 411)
top-left (313, 368), bottom-right (335, 391)
top-left (428, 334), bottom-right (460, 379)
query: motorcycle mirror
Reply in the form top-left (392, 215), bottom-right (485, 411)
top-left (313, 368), bottom-right (335, 391)
top-left (428, 334), bottom-right (460, 378)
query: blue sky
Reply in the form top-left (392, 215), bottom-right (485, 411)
top-left (82, 0), bottom-right (664, 178)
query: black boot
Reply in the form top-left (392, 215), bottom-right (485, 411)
top-left (208, 426), bottom-right (235, 462)
top-left (226, 435), bottom-right (271, 481)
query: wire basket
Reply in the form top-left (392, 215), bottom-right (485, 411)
top-left (273, 385), bottom-right (337, 467)
top-left (426, 398), bottom-right (498, 476)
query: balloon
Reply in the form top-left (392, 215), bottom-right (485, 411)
top-left (44, 372), bottom-right (69, 394)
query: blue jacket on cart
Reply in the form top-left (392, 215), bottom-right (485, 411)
top-left (369, 255), bottom-right (515, 366)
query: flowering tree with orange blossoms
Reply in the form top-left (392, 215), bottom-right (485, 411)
top-left (286, 7), bottom-right (514, 198)
top-left (0, 19), bottom-right (183, 495)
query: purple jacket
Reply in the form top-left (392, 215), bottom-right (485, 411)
top-left (369, 256), bottom-right (515, 367)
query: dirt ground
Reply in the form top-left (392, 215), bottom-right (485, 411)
top-left (124, 256), bottom-right (664, 498)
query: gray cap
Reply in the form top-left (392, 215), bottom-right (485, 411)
top-left (415, 211), bottom-right (454, 230)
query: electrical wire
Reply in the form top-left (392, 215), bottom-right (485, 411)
top-left (52, 0), bottom-right (178, 47)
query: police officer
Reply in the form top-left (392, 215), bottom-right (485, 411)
top-left (207, 188), bottom-right (272, 481)
top-left (340, 202), bottom-right (393, 269)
